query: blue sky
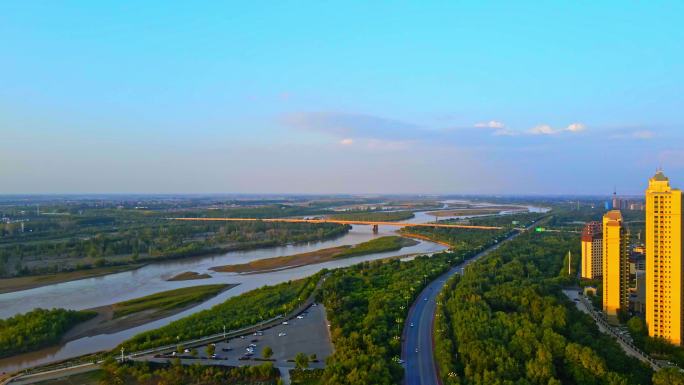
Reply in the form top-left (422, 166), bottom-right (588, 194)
top-left (2, 1), bottom-right (683, 194)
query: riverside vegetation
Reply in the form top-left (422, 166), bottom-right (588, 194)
top-left (0, 285), bottom-right (229, 358)
top-left (112, 284), bottom-right (230, 318)
top-left (0, 308), bottom-right (96, 358)
top-left (328, 211), bottom-right (415, 222)
top-left (120, 275), bottom-right (320, 351)
top-left (0, 197), bottom-right (364, 279)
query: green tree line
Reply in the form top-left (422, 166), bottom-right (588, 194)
top-left (120, 275), bottom-right (320, 352)
top-left (99, 358), bottom-right (280, 385)
top-left (433, 232), bottom-right (655, 385)
top-left (0, 308), bottom-right (96, 358)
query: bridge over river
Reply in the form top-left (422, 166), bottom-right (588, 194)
top-left (171, 217), bottom-right (504, 232)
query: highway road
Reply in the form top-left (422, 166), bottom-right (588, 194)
top-left (402, 221), bottom-right (540, 385)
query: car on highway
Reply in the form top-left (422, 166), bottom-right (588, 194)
top-left (415, 348), bottom-right (419, 353)
top-left (278, 332), bottom-right (287, 337)
top-left (410, 322), bottom-right (414, 327)
top-left (282, 321), bottom-right (289, 325)
top-left (297, 315), bottom-right (304, 319)
top-left (424, 297), bottom-right (428, 301)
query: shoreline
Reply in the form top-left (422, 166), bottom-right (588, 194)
top-left (62, 283), bottom-right (238, 342)
top-left (211, 237), bottom-right (419, 275)
top-left (0, 227), bottom-right (351, 295)
top-left (0, 264), bottom-right (146, 295)
top-left (0, 284), bottom-right (237, 373)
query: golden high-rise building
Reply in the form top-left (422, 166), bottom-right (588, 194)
top-left (602, 210), bottom-right (629, 318)
top-left (646, 170), bottom-right (683, 345)
top-left (581, 221), bottom-right (602, 279)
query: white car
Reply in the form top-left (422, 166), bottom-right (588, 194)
top-left (297, 315), bottom-right (304, 319)
top-left (282, 321), bottom-right (289, 325)
top-left (278, 332), bottom-right (287, 337)
top-left (410, 323), bottom-right (414, 327)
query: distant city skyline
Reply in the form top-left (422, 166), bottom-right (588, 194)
top-left (2, 2), bottom-right (683, 194)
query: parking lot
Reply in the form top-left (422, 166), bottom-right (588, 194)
top-left (146, 303), bottom-right (333, 369)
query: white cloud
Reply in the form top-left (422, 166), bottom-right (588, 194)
top-left (566, 123), bottom-right (586, 132)
top-left (528, 124), bottom-right (557, 135)
top-left (340, 138), bottom-right (354, 145)
top-left (475, 120), bottom-right (505, 129)
top-left (527, 123), bottom-right (587, 135)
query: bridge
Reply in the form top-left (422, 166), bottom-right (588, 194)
top-left (171, 217), bottom-right (503, 232)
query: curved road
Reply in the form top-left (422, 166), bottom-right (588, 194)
top-left (402, 222), bottom-right (539, 385)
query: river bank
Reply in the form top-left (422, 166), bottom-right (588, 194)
top-left (0, 284), bottom-right (236, 374)
top-left (0, 265), bottom-right (145, 295)
top-left (0, 225), bottom-right (350, 295)
top-left (211, 236), bottom-right (418, 274)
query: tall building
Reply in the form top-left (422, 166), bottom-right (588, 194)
top-left (603, 210), bottom-right (630, 318)
top-left (612, 189), bottom-right (622, 210)
top-left (581, 221), bottom-right (603, 279)
top-left (646, 170), bottom-right (683, 345)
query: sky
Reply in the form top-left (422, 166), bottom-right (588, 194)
top-left (1, 1), bottom-right (683, 195)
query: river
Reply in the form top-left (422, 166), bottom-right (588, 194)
top-left (0, 205), bottom-right (546, 373)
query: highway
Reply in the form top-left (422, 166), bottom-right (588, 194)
top-left (402, 221), bottom-right (540, 385)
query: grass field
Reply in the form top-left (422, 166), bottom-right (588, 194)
top-left (112, 284), bottom-right (230, 318)
top-left (211, 236), bottom-right (418, 274)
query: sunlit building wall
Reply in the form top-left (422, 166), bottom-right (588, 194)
top-left (581, 221), bottom-right (603, 279)
top-left (646, 170), bottom-right (683, 345)
top-left (603, 210), bottom-right (629, 318)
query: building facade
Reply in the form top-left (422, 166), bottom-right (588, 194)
top-left (646, 170), bottom-right (683, 345)
top-left (603, 210), bottom-right (630, 318)
top-left (581, 221), bottom-right (603, 279)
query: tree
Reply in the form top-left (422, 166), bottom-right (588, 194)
top-left (295, 352), bottom-right (309, 369)
top-left (206, 344), bottom-right (215, 357)
top-left (263, 346), bottom-right (273, 359)
top-left (653, 367), bottom-right (684, 385)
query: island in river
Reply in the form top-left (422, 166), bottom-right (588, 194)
top-left (210, 236), bottom-right (418, 274)
top-left (166, 271), bottom-right (212, 281)
top-left (0, 284), bottom-right (235, 362)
